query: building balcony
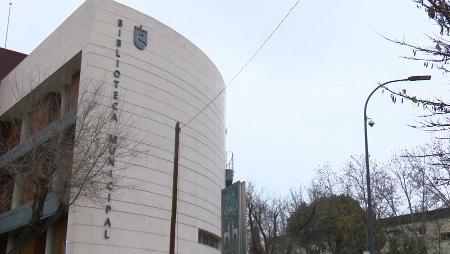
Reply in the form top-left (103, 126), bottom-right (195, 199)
top-left (0, 109), bottom-right (76, 233)
top-left (0, 109), bottom-right (76, 169)
top-left (0, 192), bottom-right (59, 234)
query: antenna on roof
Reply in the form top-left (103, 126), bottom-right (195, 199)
top-left (4, 1), bottom-right (12, 48)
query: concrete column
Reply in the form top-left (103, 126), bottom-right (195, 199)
top-left (45, 224), bottom-right (57, 254)
top-left (10, 179), bottom-right (22, 209)
top-left (10, 113), bottom-right (30, 209)
top-left (20, 112), bottom-right (30, 142)
top-left (51, 84), bottom-right (70, 195)
top-left (60, 84), bottom-right (69, 117)
top-left (6, 233), bottom-right (16, 253)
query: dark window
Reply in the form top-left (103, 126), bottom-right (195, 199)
top-left (413, 227), bottom-right (426, 236)
top-left (440, 232), bottom-right (450, 241)
top-left (198, 229), bottom-right (219, 249)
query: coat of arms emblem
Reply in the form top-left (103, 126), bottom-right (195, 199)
top-left (134, 25), bottom-right (147, 50)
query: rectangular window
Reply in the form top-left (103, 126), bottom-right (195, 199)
top-left (440, 232), bottom-right (450, 241)
top-left (198, 229), bottom-right (220, 249)
top-left (413, 227), bottom-right (426, 236)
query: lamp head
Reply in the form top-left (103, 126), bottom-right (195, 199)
top-left (407, 75), bottom-right (431, 81)
top-left (368, 118), bottom-right (375, 127)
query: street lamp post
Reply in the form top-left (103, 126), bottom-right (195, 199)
top-left (363, 75), bottom-right (431, 254)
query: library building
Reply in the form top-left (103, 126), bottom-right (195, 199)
top-left (0, 0), bottom-right (226, 253)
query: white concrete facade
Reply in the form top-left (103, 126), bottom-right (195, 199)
top-left (0, 0), bottom-right (225, 253)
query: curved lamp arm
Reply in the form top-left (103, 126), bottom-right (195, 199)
top-left (364, 78), bottom-right (407, 121)
top-left (364, 75), bottom-right (431, 121)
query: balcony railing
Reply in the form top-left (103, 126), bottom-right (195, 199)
top-left (0, 109), bottom-right (76, 169)
top-left (0, 192), bottom-right (59, 234)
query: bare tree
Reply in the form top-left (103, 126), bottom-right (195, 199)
top-left (0, 77), bottom-right (137, 254)
top-left (247, 184), bottom-right (308, 254)
top-left (371, 164), bottom-right (400, 219)
top-left (309, 163), bottom-right (338, 198)
top-left (378, 1), bottom-right (450, 192)
top-left (380, 84), bottom-right (450, 210)
top-left (385, 1), bottom-right (450, 72)
top-left (247, 184), bottom-right (283, 254)
top-left (390, 155), bottom-right (417, 214)
top-left (337, 155), bottom-right (397, 218)
top-left (339, 156), bottom-right (368, 207)
top-left (397, 143), bottom-right (450, 209)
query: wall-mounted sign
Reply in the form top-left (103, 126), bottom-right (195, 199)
top-left (103, 17), bottom-right (124, 240)
top-left (222, 181), bottom-right (247, 254)
top-left (134, 25), bottom-right (147, 50)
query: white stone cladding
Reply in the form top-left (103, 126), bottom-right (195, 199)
top-left (0, 0), bottom-right (225, 253)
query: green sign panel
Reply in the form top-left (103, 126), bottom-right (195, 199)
top-left (222, 181), bottom-right (246, 254)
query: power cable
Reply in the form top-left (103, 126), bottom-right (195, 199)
top-left (181, 0), bottom-right (300, 128)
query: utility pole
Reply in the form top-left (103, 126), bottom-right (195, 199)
top-left (169, 121), bottom-right (180, 254)
top-left (5, 1), bottom-right (13, 48)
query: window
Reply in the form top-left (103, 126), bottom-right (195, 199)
top-left (440, 232), bottom-right (450, 241)
top-left (413, 227), bottom-right (426, 236)
top-left (198, 229), bottom-right (220, 249)
top-left (387, 229), bottom-right (400, 238)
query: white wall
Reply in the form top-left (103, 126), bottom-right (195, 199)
top-left (0, 0), bottom-right (225, 253)
top-left (0, 0), bottom-right (92, 116)
top-left (69, 0), bottom-right (225, 254)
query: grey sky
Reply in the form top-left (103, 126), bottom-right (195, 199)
top-left (1, 0), bottom-right (448, 194)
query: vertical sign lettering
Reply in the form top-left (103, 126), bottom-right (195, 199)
top-left (104, 18), bottom-right (123, 240)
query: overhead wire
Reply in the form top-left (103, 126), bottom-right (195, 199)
top-left (181, 0), bottom-right (301, 128)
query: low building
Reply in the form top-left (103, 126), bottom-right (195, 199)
top-left (381, 208), bottom-right (450, 253)
top-left (0, 0), bottom-right (226, 253)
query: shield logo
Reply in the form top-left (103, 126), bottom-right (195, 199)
top-left (134, 25), bottom-right (148, 50)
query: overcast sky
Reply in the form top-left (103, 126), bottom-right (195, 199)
top-left (1, 0), bottom-right (448, 194)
